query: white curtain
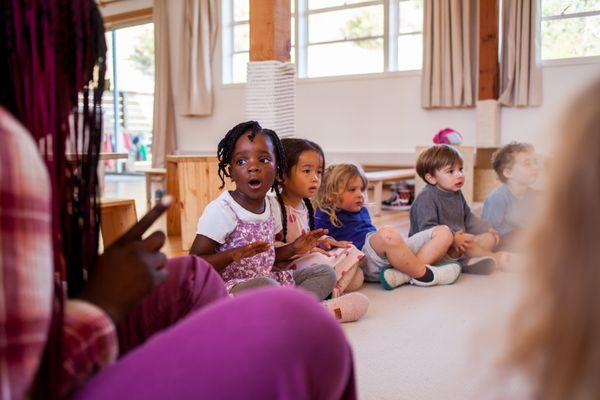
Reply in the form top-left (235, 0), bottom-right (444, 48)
top-left (499, 0), bottom-right (542, 107)
top-left (151, 0), bottom-right (218, 168)
top-left (421, 0), bottom-right (477, 109)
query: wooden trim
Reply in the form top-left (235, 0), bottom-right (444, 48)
top-left (478, 0), bottom-right (499, 100)
top-left (249, 0), bottom-right (291, 62)
top-left (98, 0), bottom-right (125, 6)
top-left (103, 7), bottom-right (153, 30)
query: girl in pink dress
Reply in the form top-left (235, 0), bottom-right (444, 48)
top-left (190, 122), bottom-right (368, 322)
top-left (274, 138), bottom-right (368, 298)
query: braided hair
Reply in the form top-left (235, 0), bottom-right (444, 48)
top-left (1, 0), bottom-right (106, 397)
top-left (217, 121), bottom-right (286, 193)
top-left (276, 138), bottom-right (325, 242)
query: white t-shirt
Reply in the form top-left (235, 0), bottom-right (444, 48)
top-left (196, 191), bottom-right (283, 244)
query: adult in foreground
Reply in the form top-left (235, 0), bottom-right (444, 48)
top-left (0, 1), bottom-right (355, 399)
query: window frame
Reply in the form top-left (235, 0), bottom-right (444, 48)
top-left (540, 5), bottom-right (600, 62)
top-left (222, 0), bottom-right (425, 84)
top-left (102, 21), bottom-right (156, 169)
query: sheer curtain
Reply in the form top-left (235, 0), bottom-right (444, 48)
top-left (421, 0), bottom-right (477, 109)
top-left (152, 0), bottom-right (218, 168)
top-left (499, 0), bottom-right (542, 106)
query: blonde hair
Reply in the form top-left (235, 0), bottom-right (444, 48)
top-left (314, 163), bottom-right (368, 227)
top-left (507, 80), bottom-right (600, 399)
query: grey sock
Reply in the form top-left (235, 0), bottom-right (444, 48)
top-left (463, 257), bottom-right (496, 275)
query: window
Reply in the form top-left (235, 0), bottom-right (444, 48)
top-left (395, 0), bottom-right (423, 71)
top-left (222, 0), bottom-right (424, 83)
top-left (306, 1), bottom-right (384, 77)
top-left (103, 22), bottom-right (155, 172)
top-left (222, 0), bottom-right (249, 84)
top-left (222, 0), bottom-right (296, 83)
top-left (541, 0), bottom-right (600, 60)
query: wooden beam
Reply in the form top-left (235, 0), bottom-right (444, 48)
top-left (102, 7), bottom-right (153, 30)
top-left (478, 0), bottom-right (499, 100)
top-left (249, 0), bottom-right (291, 62)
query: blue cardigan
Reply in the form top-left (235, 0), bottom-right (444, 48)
top-left (314, 207), bottom-right (376, 249)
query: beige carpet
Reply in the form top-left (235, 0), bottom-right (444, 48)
top-left (344, 270), bottom-right (524, 400)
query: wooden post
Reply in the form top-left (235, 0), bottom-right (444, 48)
top-left (249, 0), bottom-right (291, 62)
top-left (478, 0), bottom-right (499, 100)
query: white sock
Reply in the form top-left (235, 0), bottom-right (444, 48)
top-left (382, 268), bottom-right (411, 288)
top-left (410, 263), bottom-right (461, 287)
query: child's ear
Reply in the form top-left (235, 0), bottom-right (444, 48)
top-left (424, 173), bottom-right (436, 185)
top-left (503, 168), bottom-right (513, 180)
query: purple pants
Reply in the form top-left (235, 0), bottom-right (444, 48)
top-left (74, 256), bottom-right (356, 400)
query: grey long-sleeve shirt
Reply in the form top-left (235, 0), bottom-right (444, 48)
top-left (409, 184), bottom-right (491, 237)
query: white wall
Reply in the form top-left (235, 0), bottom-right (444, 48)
top-left (501, 59), bottom-right (600, 154)
top-left (100, 1), bottom-right (600, 163)
top-left (177, 55), bottom-right (599, 163)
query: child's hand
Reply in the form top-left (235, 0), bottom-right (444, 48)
top-left (230, 241), bottom-right (271, 262)
top-left (488, 228), bottom-right (500, 246)
top-left (453, 230), bottom-right (474, 253)
top-left (291, 229), bottom-right (329, 255)
top-left (318, 237), bottom-right (352, 250)
top-left (272, 261), bottom-right (294, 271)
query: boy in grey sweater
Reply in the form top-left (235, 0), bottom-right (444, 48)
top-left (410, 145), bottom-right (508, 274)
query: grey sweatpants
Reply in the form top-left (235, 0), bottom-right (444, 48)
top-left (230, 264), bottom-right (336, 300)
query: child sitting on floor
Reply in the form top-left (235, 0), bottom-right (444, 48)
top-left (189, 121), bottom-right (368, 322)
top-left (314, 163), bottom-right (460, 290)
top-left (274, 138), bottom-right (367, 298)
top-left (410, 144), bottom-right (508, 274)
top-left (482, 142), bottom-right (539, 250)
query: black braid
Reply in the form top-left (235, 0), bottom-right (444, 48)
top-left (277, 138), bottom-right (324, 241)
top-left (304, 197), bottom-right (315, 231)
top-left (216, 121), bottom-right (286, 190)
top-left (275, 189), bottom-right (288, 242)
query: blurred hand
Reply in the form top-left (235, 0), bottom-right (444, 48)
top-left (79, 196), bottom-right (172, 323)
top-left (488, 228), bottom-right (500, 246)
top-left (453, 230), bottom-right (474, 254)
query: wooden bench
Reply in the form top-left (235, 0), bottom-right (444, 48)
top-left (135, 167), bottom-right (167, 211)
top-left (365, 169), bottom-right (415, 216)
top-left (100, 198), bottom-right (137, 247)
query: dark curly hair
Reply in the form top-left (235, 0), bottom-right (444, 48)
top-left (275, 138), bottom-right (325, 242)
top-left (216, 121), bottom-right (286, 193)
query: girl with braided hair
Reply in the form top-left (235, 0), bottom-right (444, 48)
top-left (0, 2), bottom-right (356, 398)
top-left (190, 123), bottom-right (368, 322)
top-left (274, 138), bottom-right (368, 302)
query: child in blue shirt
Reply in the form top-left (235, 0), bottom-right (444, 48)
top-left (482, 142), bottom-right (539, 250)
top-left (314, 163), bottom-right (460, 290)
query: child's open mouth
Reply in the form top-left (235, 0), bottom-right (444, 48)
top-left (248, 178), bottom-right (262, 190)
